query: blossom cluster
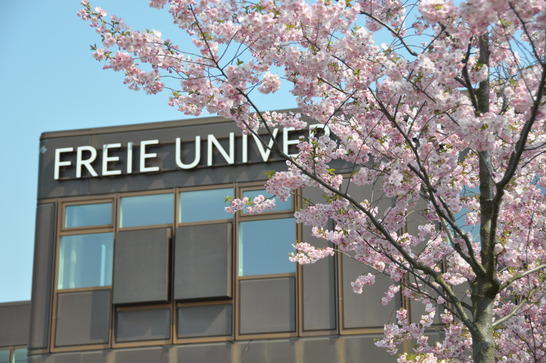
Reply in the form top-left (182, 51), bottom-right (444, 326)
top-left (79, 0), bottom-right (546, 360)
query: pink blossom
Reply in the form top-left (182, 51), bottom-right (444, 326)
top-left (258, 72), bottom-right (281, 94)
top-left (78, 0), bottom-right (546, 359)
top-left (351, 273), bottom-right (376, 294)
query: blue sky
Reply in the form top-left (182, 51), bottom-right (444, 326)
top-left (0, 0), bottom-right (297, 302)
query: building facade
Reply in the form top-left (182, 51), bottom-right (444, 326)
top-left (0, 115), bottom-right (434, 363)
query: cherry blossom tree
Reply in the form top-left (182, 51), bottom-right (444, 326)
top-left (78, 0), bottom-right (546, 361)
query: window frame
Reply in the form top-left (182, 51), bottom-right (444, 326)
top-left (176, 184), bottom-right (235, 226)
top-left (52, 196), bottom-right (118, 353)
top-left (113, 304), bottom-right (172, 349)
top-left (56, 231), bottom-right (115, 291)
top-left (174, 183), bottom-right (235, 344)
top-left (117, 190), bottom-right (175, 230)
top-left (234, 184), bottom-right (301, 340)
top-left (60, 199), bottom-right (114, 232)
top-left (174, 300), bottom-right (234, 344)
top-left (49, 183), bottom-right (352, 353)
top-left (0, 345), bottom-right (28, 363)
top-left (240, 186), bottom-right (295, 217)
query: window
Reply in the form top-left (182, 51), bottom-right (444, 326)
top-left (57, 232), bottom-right (113, 289)
top-left (0, 348), bottom-right (27, 363)
top-left (179, 188), bottom-right (233, 222)
top-left (64, 202), bottom-right (112, 228)
top-left (51, 184), bottom-right (303, 350)
top-left (178, 304), bottom-right (232, 338)
top-left (236, 186), bottom-right (298, 338)
top-left (238, 218), bottom-right (296, 276)
top-left (12, 349), bottom-right (27, 363)
top-left (455, 187), bottom-right (480, 242)
top-left (120, 193), bottom-right (173, 227)
top-left (242, 189), bottom-right (293, 213)
top-left (176, 186), bottom-right (235, 343)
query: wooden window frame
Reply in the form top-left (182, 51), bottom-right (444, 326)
top-left (48, 181), bottom-right (364, 354)
top-left (60, 199), bottom-right (114, 232)
top-left (234, 183), bottom-right (302, 340)
top-left (175, 300), bottom-right (234, 344)
top-left (112, 304), bottom-right (172, 349)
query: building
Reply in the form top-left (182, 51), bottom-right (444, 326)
top-left (0, 114), bottom-right (430, 363)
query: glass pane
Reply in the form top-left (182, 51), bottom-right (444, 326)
top-left (58, 232), bottom-right (114, 289)
top-left (13, 349), bottom-right (27, 363)
top-left (455, 208), bottom-right (480, 243)
top-left (0, 350), bottom-right (9, 363)
top-left (178, 304), bottom-right (232, 338)
top-left (64, 203), bottom-right (112, 228)
top-left (179, 188), bottom-right (233, 222)
top-left (242, 189), bottom-right (292, 214)
top-left (120, 194), bottom-right (173, 227)
top-left (239, 218), bottom-right (295, 276)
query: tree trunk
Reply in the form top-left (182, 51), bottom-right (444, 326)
top-left (471, 278), bottom-right (497, 363)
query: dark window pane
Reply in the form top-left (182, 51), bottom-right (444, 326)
top-left (239, 218), bottom-right (295, 276)
top-left (58, 232), bottom-right (113, 289)
top-left (13, 349), bottom-right (27, 363)
top-left (116, 308), bottom-right (171, 342)
top-left (243, 190), bottom-right (292, 214)
top-left (64, 203), bottom-right (112, 228)
top-left (178, 304), bottom-right (232, 338)
top-left (0, 350), bottom-right (8, 363)
top-left (179, 188), bottom-right (233, 222)
top-left (120, 194), bottom-right (173, 227)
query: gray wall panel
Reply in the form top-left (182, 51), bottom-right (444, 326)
top-left (238, 341), bottom-right (266, 363)
top-left (113, 228), bottom-right (170, 304)
top-left (266, 339), bottom-right (296, 363)
top-left (29, 203), bottom-right (56, 349)
top-left (115, 347), bottom-right (169, 363)
top-left (28, 356), bottom-right (45, 363)
top-left (302, 225), bottom-right (336, 331)
top-left (302, 256), bottom-right (336, 331)
top-left (409, 297), bottom-right (442, 326)
top-left (302, 337), bottom-right (338, 363)
top-left (177, 343), bottom-right (231, 363)
top-left (178, 304), bottom-right (231, 338)
top-left (175, 223), bottom-right (231, 300)
top-left (44, 351), bottom-right (109, 363)
top-left (0, 301), bottom-right (30, 347)
top-left (301, 188), bottom-right (336, 331)
top-left (55, 290), bottom-right (110, 347)
top-left (116, 308), bottom-right (171, 342)
top-left (344, 335), bottom-right (395, 363)
top-left (343, 257), bottom-right (399, 329)
top-left (240, 340), bottom-right (295, 363)
top-left (239, 277), bottom-right (295, 334)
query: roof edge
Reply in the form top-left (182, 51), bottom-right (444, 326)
top-left (40, 108), bottom-right (300, 140)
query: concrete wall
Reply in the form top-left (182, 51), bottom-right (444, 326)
top-left (28, 336), bottom-right (396, 363)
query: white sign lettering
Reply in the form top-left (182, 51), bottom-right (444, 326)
top-left (52, 125), bottom-right (329, 180)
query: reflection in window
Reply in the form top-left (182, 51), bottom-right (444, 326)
top-left (13, 349), bottom-right (27, 363)
top-left (179, 188), bottom-right (233, 223)
top-left (0, 350), bottom-right (8, 363)
top-left (455, 208), bottom-right (480, 242)
top-left (64, 203), bottom-right (112, 228)
top-left (456, 187), bottom-right (480, 242)
top-left (239, 218), bottom-right (295, 276)
top-left (120, 194), bottom-right (173, 227)
top-left (242, 189), bottom-right (292, 214)
top-left (58, 232), bottom-right (113, 289)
